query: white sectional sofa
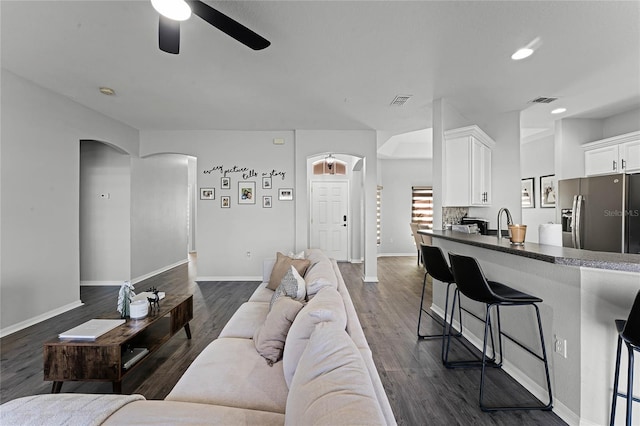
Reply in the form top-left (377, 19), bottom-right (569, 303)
top-left (1, 249), bottom-right (396, 425)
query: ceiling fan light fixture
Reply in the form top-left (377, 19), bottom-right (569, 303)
top-left (151, 0), bottom-right (191, 21)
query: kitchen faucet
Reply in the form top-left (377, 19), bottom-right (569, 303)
top-left (497, 208), bottom-right (513, 239)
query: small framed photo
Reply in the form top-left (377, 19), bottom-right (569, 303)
top-left (262, 176), bottom-right (272, 189)
top-left (278, 188), bottom-right (293, 201)
top-left (540, 174), bottom-right (556, 208)
top-left (238, 181), bottom-right (256, 204)
top-left (200, 188), bottom-right (215, 200)
top-left (221, 196), bottom-right (230, 208)
top-left (263, 195), bottom-right (272, 208)
top-left (521, 177), bottom-right (535, 208)
top-left (221, 177), bottom-right (230, 189)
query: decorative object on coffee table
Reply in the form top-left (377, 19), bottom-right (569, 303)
top-left (117, 281), bottom-right (135, 318)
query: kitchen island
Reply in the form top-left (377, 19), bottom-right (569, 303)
top-left (419, 229), bottom-right (640, 426)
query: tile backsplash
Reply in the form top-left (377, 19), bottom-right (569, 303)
top-left (442, 207), bottom-right (469, 229)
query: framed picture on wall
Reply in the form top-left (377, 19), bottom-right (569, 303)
top-left (221, 177), bottom-right (230, 189)
top-left (521, 177), bottom-right (535, 208)
top-left (540, 174), bottom-right (556, 208)
top-left (200, 188), bottom-right (215, 200)
top-left (221, 196), bottom-right (230, 208)
top-left (278, 188), bottom-right (293, 201)
top-left (238, 181), bottom-right (256, 204)
top-left (262, 176), bottom-right (272, 189)
top-left (263, 196), bottom-right (272, 208)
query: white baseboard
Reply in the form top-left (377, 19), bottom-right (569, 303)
top-left (131, 259), bottom-right (189, 285)
top-left (362, 275), bottom-right (379, 283)
top-left (0, 300), bottom-right (84, 338)
top-left (79, 259), bottom-right (190, 287)
top-left (196, 276), bottom-right (262, 282)
top-left (377, 252), bottom-right (416, 257)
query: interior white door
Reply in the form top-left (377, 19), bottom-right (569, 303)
top-left (310, 181), bottom-right (349, 261)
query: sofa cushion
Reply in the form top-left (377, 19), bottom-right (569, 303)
top-left (303, 250), bottom-right (338, 298)
top-left (270, 266), bottom-right (306, 309)
top-left (254, 296), bottom-right (304, 365)
top-left (267, 252), bottom-right (311, 291)
top-left (218, 302), bottom-right (269, 339)
top-left (284, 322), bottom-right (386, 426)
top-left (248, 282), bottom-right (275, 303)
top-left (103, 400), bottom-right (285, 426)
top-left (166, 338), bottom-right (289, 414)
top-left (282, 287), bottom-right (347, 388)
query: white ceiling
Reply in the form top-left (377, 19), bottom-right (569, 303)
top-left (2, 1), bottom-right (639, 158)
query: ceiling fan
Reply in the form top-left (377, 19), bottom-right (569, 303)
top-left (151, 0), bottom-right (270, 54)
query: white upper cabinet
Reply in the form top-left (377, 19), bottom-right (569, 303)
top-left (584, 131), bottom-right (640, 176)
top-left (444, 125), bottom-right (495, 207)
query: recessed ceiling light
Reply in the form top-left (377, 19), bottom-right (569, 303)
top-left (512, 48), bottom-right (534, 60)
top-left (511, 37), bottom-right (541, 61)
top-left (99, 87), bottom-right (116, 96)
top-left (551, 108), bottom-right (567, 114)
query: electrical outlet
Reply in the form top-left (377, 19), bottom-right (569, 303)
top-left (554, 335), bottom-right (567, 358)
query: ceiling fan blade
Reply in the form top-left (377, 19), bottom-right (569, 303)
top-left (159, 15), bottom-right (180, 54)
top-left (187, 0), bottom-right (270, 50)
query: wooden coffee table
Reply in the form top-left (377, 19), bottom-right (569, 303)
top-left (44, 294), bottom-right (193, 393)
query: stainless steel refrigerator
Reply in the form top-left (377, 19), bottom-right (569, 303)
top-left (557, 173), bottom-right (640, 254)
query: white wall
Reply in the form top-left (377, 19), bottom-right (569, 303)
top-left (554, 118), bottom-right (603, 180)
top-left (140, 130), bottom-right (296, 280)
top-left (0, 70), bottom-right (139, 334)
top-left (602, 107), bottom-right (640, 138)
top-left (131, 154), bottom-right (189, 280)
top-left (521, 134), bottom-right (556, 243)
top-left (378, 158), bottom-right (433, 255)
top-left (80, 141), bottom-right (131, 283)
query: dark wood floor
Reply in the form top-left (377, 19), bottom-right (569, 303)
top-left (0, 255), bottom-right (566, 425)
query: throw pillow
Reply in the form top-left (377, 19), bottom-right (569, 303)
top-left (287, 250), bottom-right (306, 260)
top-left (254, 297), bottom-right (304, 366)
top-left (267, 252), bottom-right (311, 291)
top-left (270, 266), bottom-right (306, 310)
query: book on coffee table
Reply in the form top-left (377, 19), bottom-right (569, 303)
top-left (58, 319), bottom-right (126, 341)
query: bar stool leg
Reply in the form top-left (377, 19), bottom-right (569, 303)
top-left (626, 343), bottom-right (634, 426)
top-left (611, 336), bottom-right (623, 426)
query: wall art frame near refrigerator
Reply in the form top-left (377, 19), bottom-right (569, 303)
top-left (200, 188), bottom-right (215, 200)
top-left (521, 177), bottom-right (535, 208)
top-left (238, 181), bottom-right (256, 204)
top-left (263, 196), bottom-right (272, 208)
top-left (221, 177), bottom-right (230, 189)
top-left (540, 174), bottom-right (556, 208)
top-left (221, 196), bottom-right (230, 208)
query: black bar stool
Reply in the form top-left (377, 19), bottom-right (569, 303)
top-left (446, 252), bottom-right (553, 412)
top-left (417, 245), bottom-right (462, 357)
top-left (610, 290), bottom-right (640, 426)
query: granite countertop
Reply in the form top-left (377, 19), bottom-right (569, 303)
top-left (418, 230), bottom-right (640, 273)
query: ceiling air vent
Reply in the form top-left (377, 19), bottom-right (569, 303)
top-left (529, 96), bottom-right (558, 104)
top-left (390, 95), bottom-right (412, 106)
